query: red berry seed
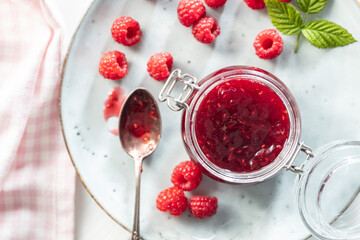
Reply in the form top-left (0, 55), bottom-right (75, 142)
top-left (243, 0), bottom-right (265, 9)
top-left (204, 0), bottom-right (227, 8)
top-left (177, 0), bottom-right (206, 27)
top-left (156, 187), bottom-right (188, 216)
top-left (189, 196), bottom-right (218, 219)
top-left (192, 17), bottom-right (220, 44)
top-left (111, 16), bottom-right (142, 46)
top-left (253, 29), bottom-right (283, 60)
top-left (99, 51), bottom-right (128, 80)
top-left (147, 52), bottom-right (173, 81)
top-left (171, 160), bottom-right (202, 191)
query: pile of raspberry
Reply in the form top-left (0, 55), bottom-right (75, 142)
top-left (99, 16), bottom-right (173, 82)
top-left (98, 16), bottom-right (141, 81)
top-left (99, 0), bottom-right (288, 86)
top-left (177, 0), bottom-right (285, 59)
top-left (156, 160), bottom-right (218, 219)
top-left (177, 0), bottom-right (225, 44)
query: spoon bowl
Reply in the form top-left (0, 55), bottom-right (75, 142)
top-left (118, 88), bottom-right (161, 240)
top-left (119, 88), bottom-right (161, 159)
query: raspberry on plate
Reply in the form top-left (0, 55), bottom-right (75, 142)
top-left (243, 0), bottom-right (265, 9)
top-left (171, 160), bottom-right (202, 191)
top-left (177, 0), bottom-right (206, 27)
top-left (253, 29), bottom-right (283, 60)
top-left (204, 0), bottom-right (227, 8)
top-left (192, 17), bottom-right (220, 44)
top-left (156, 186), bottom-right (188, 216)
top-left (147, 52), bottom-right (173, 81)
top-left (189, 196), bottom-right (218, 219)
top-left (99, 51), bottom-right (128, 80)
top-left (111, 16), bottom-right (142, 46)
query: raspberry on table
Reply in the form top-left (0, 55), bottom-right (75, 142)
top-left (189, 196), bottom-right (218, 219)
top-left (243, 0), bottom-right (265, 9)
top-left (156, 186), bottom-right (188, 216)
top-left (192, 17), bottom-right (220, 44)
top-left (147, 52), bottom-right (173, 81)
top-left (253, 29), bottom-right (283, 60)
top-left (99, 51), bottom-right (128, 80)
top-left (111, 16), bottom-right (142, 46)
top-left (204, 0), bottom-right (227, 8)
top-left (177, 0), bottom-right (206, 27)
top-left (171, 160), bottom-right (202, 191)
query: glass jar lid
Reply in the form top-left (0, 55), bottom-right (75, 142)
top-left (295, 140), bottom-right (360, 240)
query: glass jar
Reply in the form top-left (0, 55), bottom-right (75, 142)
top-left (159, 66), bottom-right (360, 240)
top-left (295, 140), bottom-right (360, 240)
top-left (160, 66), bottom-right (303, 184)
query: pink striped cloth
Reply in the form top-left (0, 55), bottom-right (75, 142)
top-left (0, 0), bottom-right (75, 239)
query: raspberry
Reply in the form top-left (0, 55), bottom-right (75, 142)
top-left (177, 0), bottom-right (206, 27)
top-left (189, 196), bottom-right (218, 219)
top-left (99, 51), bottom-right (128, 80)
top-left (156, 187), bottom-right (188, 216)
top-left (111, 16), bottom-right (142, 46)
top-left (192, 17), bottom-right (220, 44)
top-left (147, 52), bottom-right (173, 81)
top-left (253, 29), bottom-right (283, 60)
top-left (204, 0), bottom-right (227, 8)
top-left (243, 0), bottom-right (265, 9)
top-left (171, 160), bottom-right (202, 191)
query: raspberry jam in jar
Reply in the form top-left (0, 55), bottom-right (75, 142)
top-left (195, 79), bottom-right (290, 173)
top-left (160, 66), bottom-right (301, 184)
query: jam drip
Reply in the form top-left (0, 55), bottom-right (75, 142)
top-left (103, 86), bottom-right (126, 135)
top-left (195, 79), bottom-right (290, 172)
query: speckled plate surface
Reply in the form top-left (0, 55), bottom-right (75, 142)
top-left (60, 0), bottom-right (360, 239)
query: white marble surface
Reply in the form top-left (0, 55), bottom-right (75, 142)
top-left (57, 0), bottom-right (129, 239)
top-left (57, 0), bottom-right (360, 239)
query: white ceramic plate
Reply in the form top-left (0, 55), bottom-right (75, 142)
top-left (60, 0), bottom-right (360, 239)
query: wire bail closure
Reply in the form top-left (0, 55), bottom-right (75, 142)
top-left (284, 142), bottom-right (314, 174)
top-left (159, 69), bottom-right (200, 111)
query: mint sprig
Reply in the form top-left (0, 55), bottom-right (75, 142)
top-left (264, 0), bottom-right (357, 53)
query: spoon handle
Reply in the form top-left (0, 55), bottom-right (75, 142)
top-left (132, 157), bottom-right (143, 240)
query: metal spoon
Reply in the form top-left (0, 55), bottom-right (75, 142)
top-left (118, 88), bottom-right (161, 240)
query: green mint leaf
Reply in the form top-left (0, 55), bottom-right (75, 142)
top-left (302, 20), bottom-right (357, 48)
top-left (265, 0), bottom-right (303, 35)
top-left (297, 0), bottom-right (328, 14)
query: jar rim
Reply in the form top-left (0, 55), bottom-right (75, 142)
top-left (184, 66), bottom-right (302, 184)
